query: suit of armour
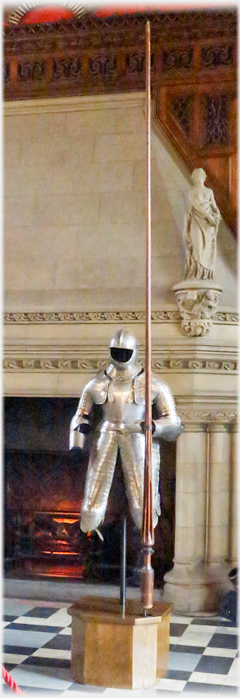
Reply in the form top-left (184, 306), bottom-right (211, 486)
top-left (69, 329), bottom-right (183, 534)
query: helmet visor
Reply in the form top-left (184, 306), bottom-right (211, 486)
top-left (110, 347), bottom-right (133, 363)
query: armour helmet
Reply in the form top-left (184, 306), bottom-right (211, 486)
top-left (109, 328), bottom-right (138, 368)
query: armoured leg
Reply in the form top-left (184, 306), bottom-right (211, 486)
top-left (81, 431), bottom-right (118, 533)
top-left (119, 434), bottom-right (160, 530)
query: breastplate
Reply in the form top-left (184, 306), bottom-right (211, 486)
top-left (101, 379), bottom-right (144, 428)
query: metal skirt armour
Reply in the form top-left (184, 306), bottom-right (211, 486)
top-left (80, 431), bottom-right (161, 533)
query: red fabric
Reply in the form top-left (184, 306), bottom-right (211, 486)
top-left (20, 7), bottom-right (74, 24)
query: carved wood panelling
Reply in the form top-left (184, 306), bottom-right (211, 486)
top-left (3, 9), bottom-right (237, 234)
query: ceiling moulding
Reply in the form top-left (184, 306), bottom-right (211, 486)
top-left (3, 10), bottom-right (236, 102)
top-left (3, 92), bottom-right (146, 115)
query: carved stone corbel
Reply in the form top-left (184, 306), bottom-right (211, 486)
top-left (173, 280), bottom-right (222, 336)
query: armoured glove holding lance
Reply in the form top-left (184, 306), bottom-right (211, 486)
top-left (69, 328), bottom-right (183, 535)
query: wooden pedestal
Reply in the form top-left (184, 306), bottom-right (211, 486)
top-left (68, 596), bottom-right (172, 690)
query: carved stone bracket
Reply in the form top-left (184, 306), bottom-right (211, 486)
top-left (173, 280), bottom-right (222, 336)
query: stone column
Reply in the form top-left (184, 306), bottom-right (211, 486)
top-left (163, 424), bottom-right (209, 614)
top-left (205, 423), bottom-right (231, 604)
top-left (164, 415), bottom-right (237, 613)
top-left (228, 422), bottom-right (238, 570)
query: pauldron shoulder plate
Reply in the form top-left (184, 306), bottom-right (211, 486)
top-left (88, 370), bottom-right (110, 405)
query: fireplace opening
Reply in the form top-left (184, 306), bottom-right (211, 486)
top-left (4, 397), bottom-right (176, 587)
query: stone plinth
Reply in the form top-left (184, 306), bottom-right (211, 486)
top-left (68, 596), bottom-right (171, 689)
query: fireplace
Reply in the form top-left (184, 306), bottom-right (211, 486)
top-left (4, 397), bottom-right (176, 586)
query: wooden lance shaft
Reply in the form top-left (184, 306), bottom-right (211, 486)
top-left (140, 19), bottom-right (154, 614)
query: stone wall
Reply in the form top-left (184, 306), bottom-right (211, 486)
top-left (3, 92), bottom-right (238, 611)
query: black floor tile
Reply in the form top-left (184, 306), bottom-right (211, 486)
top-left (22, 656), bottom-right (71, 669)
top-left (164, 669), bottom-right (192, 681)
top-left (3, 645), bottom-right (39, 655)
top-left (208, 634), bottom-right (238, 650)
top-left (2, 686), bottom-right (25, 695)
top-left (23, 607), bottom-right (60, 618)
top-left (23, 688), bottom-right (64, 695)
top-left (42, 634), bottom-right (72, 651)
top-left (194, 656), bottom-right (233, 675)
top-left (68, 685), bottom-right (105, 693)
top-left (191, 618), bottom-right (220, 626)
top-left (183, 683), bottom-right (223, 692)
top-left (2, 663), bottom-right (19, 671)
top-left (3, 615), bottom-right (17, 622)
top-left (170, 623), bottom-right (189, 637)
top-left (220, 687), bottom-right (239, 693)
top-left (170, 645), bottom-right (205, 654)
top-left (6, 622), bottom-right (64, 633)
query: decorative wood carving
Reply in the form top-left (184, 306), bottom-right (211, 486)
top-left (3, 9), bottom-right (237, 234)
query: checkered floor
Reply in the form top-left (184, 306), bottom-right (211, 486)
top-left (2, 597), bottom-right (239, 696)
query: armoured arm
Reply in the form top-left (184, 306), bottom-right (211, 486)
top-left (69, 387), bottom-right (93, 450)
top-left (153, 380), bottom-right (183, 442)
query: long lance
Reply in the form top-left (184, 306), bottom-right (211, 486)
top-left (140, 19), bottom-right (154, 615)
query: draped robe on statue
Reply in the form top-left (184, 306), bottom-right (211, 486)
top-left (184, 188), bottom-right (219, 280)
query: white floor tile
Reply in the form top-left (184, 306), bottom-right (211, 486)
top-left (170, 615), bottom-right (193, 624)
top-left (13, 611), bottom-right (71, 627)
top-left (169, 652), bottom-right (200, 672)
top-left (3, 601), bottom-right (36, 615)
top-left (59, 626), bottom-right (72, 635)
top-left (224, 676), bottom-right (240, 687)
top-left (11, 615), bottom-right (64, 626)
top-left (169, 636), bottom-right (182, 644)
top-left (104, 688), bottom-right (144, 695)
top-left (177, 632), bottom-right (214, 647)
top-left (203, 648), bottom-right (238, 658)
top-left (31, 648), bottom-right (71, 659)
top-left (189, 672), bottom-right (226, 685)
top-left (61, 692), bottom-right (106, 697)
top-left (2, 621), bottom-right (11, 627)
top-left (3, 628), bottom-right (57, 647)
top-left (8, 665), bottom-right (73, 690)
top-left (182, 624), bottom-right (217, 634)
top-left (2, 653), bottom-right (28, 664)
top-left (214, 626), bottom-right (239, 635)
top-left (44, 608), bottom-right (72, 626)
top-left (156, 678), bottom-right (187, 691)
top-left (225, 657), bottom-right (240, 678)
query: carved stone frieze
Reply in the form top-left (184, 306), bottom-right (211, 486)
top-left (3, 310), bottom-right (238, 324)
top-left (3, 356), bottom-right (238, 374)
top-left (177, 407), bottom-right (237, 424)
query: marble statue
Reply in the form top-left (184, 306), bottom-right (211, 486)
top-left (184, 168), bottom-right (221, 280)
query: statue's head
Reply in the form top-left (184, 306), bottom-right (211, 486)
top-left (191, 168), bottom-right (206, 185)
top-left (109, 328), bottom-right (138, 369)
